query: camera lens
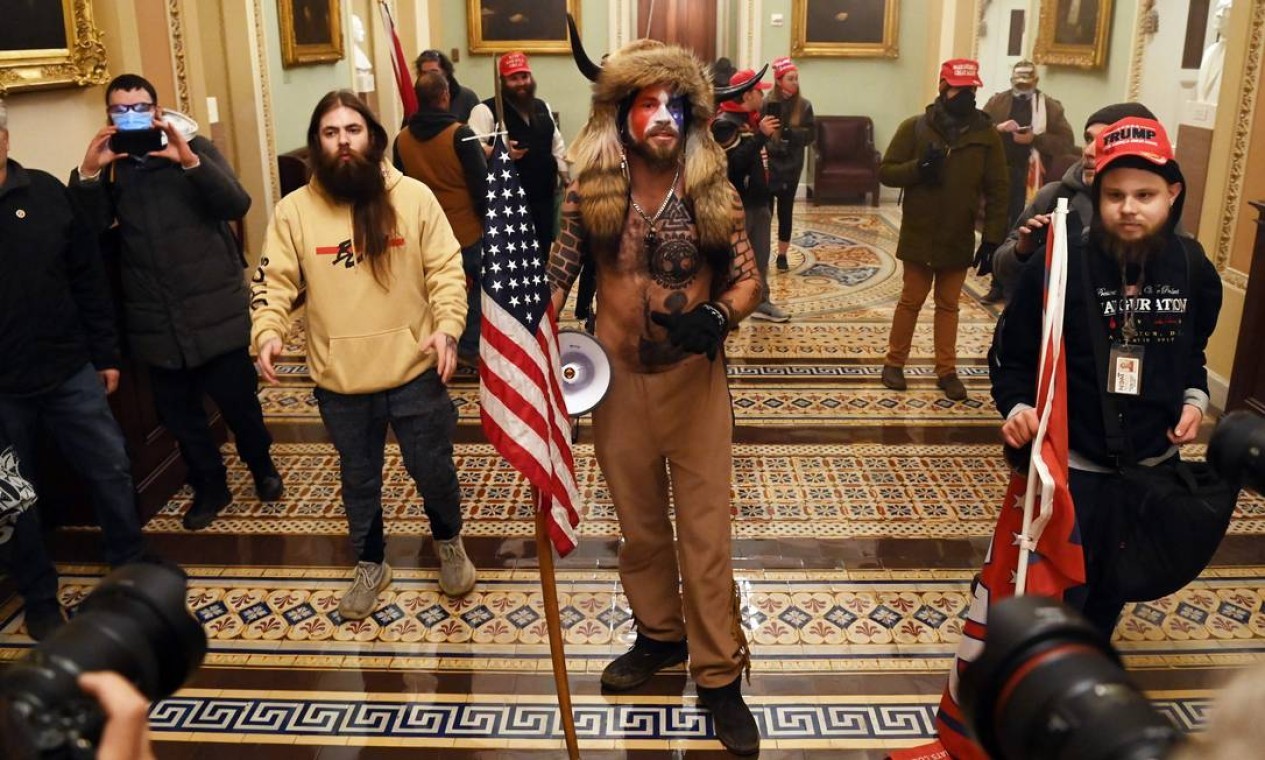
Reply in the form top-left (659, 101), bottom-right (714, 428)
top-left (0, 563), bottom-right (206, 757)
top-left (1209, 410), bottom-right (1265, 495)
top-left (959, 596), bottom-right (1180, 760)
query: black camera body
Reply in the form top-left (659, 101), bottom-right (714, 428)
top-left (0, 563), bottom-right (206, 759)
top-left (961, 411), bottom-right (1265, 760)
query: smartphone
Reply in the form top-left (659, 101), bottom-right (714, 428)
top-left (1015, 125), bottom-right (1033, 133)
top-left (109, 128), bottom-right (164, 156)
top-left (762, 101), bottom-right (784, 122)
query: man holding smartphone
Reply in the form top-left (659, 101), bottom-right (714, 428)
top-left (70, 74), bottom-right (282, 532)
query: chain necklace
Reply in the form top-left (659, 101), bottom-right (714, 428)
top-left (629, 162), bottom-right (682, 254)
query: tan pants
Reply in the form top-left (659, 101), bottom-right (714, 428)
top-left (592, 355), bottom-right (744, 688)
top-left (885, 262), bottom-right (969, 378)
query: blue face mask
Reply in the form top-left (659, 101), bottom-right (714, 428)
top-left (110, 110), bottom-right (153, 131)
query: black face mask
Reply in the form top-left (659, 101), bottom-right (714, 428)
top-left (944, 89), bottom-right (977, 117)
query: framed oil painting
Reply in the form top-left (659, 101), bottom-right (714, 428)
top-left (0, 0), bottom-right (108, 95)
top-left (467, 0), bottom-right (579, 54)
top-left (279, 0), bottom-right (345, 67)
top-left (791, 0), bottom-right (900, 58)
top-left (1034, 0), bottom-right (1114, 68)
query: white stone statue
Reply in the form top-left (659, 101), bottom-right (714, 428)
top-left (1196, 0), bottom-right (1232, 105)
top-left (351, 13), bottom-right (375, 93)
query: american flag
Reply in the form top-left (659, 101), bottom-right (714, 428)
top-left (894, 200), bottom-right (1086, 760)
top-left (377, 1), bottom-right (418, 119)
top-left (477, 137), bottom-right (581, 556)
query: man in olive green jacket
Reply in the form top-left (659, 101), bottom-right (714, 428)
top-left (878, 58), bottom-right (1008, 400)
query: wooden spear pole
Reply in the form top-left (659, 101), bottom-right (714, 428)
top-left (533, 486), bottom-right (580, 758)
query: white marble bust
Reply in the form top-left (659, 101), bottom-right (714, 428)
top-left (351, 13), bottom-right (375, 93)
top-left (1196, 0), bottom-right (1232, 105)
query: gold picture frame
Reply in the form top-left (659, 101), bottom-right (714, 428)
top-left (0, 0), bottom-right (108, 95)
top-left (278, 0), bottom-right (344, 68)
top-left (467, 0), bottom-right (579, 54)
top-left (791, 0), bottom-right (900, 58)
top-left (1033, 0), bottom-right (1114, 69)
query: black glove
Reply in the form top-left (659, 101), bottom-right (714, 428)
top-left (974, 241), bottom-right (999, 276)
top-left (917, 144), bottom-right (946, 184)
top-left (650, 302), bottom-right (728, 360)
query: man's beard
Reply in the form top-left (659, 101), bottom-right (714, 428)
top-left (314, 147), bottom-right (385, 204)
top-left (503, 80), bottom-right (536, 110)
top-left (1091, 216), bottom-right (1168, 272)
top-left (628, 128), bottom-right (683, 170)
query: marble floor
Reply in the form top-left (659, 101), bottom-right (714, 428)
top-left (5, 203), bottom-right (1260, 758)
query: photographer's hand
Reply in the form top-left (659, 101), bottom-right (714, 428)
top-left (77, 672), bottom-right (156, 760)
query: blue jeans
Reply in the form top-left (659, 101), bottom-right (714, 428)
top-left (459, 239), bottom-right (483, 358)
top-left (315, 370), bottom-right (462, 563)
top-left (0, 364), bottom-right (146, 605)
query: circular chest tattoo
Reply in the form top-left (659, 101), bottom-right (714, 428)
top-left (649, 238), bottom-right (701, 289)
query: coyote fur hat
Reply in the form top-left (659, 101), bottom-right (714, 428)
top-left (566, 19), bottom-right (763, 256)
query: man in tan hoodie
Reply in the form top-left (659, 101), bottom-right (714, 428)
top-left (250, 91), bottom-right (473, 620)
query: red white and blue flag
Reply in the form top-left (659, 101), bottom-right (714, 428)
top-left (377, 1), bottom-right (419, 119)
top-left (893, 200), bottom-right (1086, 760)
top-left (477, 137), bottom-right (581, 556)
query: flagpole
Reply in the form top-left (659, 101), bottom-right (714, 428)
top-left (1014, 197), bottom-right (1069, 596)
top-left (533, 485), bottom-right (580, 759)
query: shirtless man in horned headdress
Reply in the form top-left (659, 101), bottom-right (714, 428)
top-left (546, 21), bottom-right (765, 756)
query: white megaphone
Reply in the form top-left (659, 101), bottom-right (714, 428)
top-left (558, 329), bottom-right (611, 416)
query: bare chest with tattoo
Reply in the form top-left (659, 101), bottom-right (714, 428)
top-left (596, 196), bottom-right (716, 372)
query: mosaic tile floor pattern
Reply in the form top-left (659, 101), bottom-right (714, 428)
top-left (6, 569), bottom-right (1265, 673)
top-left (129, 443), bottom-right (1265, 540)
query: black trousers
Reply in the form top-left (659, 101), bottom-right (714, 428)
top-left (1063, 465), bottom-right (1168, 638)
top-left (770, 186), bottom-right (797, 244)
top-left (528, 196), bottom-right (556, 267)
top-left (148, 346), bottom-right (273, 493)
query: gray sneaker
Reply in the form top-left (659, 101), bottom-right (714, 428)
top-left (338, 561), bottom-right (392, 621)
top-left (436, 535), bottom-right (477, 597)
top-left (750, 302), bottom-right (791, 323)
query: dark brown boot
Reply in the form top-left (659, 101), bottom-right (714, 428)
top-left (881, 364), bottom-right (907, 391)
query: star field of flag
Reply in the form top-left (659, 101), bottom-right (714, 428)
top-left (483, 143), bottom-right (547, 330)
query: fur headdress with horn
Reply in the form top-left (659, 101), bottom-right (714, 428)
top-left (567, 22), bottom-right (749, 258)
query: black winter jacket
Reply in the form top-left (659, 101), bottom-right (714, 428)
top-left (0, 161), bottom-right (119, 395)
top-left (991, 232), bottom-right (1222, 466)
top-left (713, 111), bottom-right (771, 208)
top-left (69, 136), bottom-right (251, 369)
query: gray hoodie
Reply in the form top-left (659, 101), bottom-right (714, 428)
top-left (992, 159), bottom-right (1091, 299)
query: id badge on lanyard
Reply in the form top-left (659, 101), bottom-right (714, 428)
top-left (1108, 342), bottom-right (1144, 396)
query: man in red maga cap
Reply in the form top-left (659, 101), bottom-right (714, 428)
top-left (992, 116), bottom-right (1223, 636)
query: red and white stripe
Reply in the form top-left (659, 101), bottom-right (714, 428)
top-left (478, 299), bottom-right (581, 555)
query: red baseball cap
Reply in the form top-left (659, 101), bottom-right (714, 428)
top-left (1093, 117), bottom-right (1175, 176)
top-left (939, 58), bottom-right (983, 88)
top-left (772, 56), bottom-right (798, 79)
top-left (729, 69), bottom-right (772, 90)
top-left (499, 51), bottom-right (531, 77)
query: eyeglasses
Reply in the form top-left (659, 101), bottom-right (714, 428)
top-left (107, 103), bottom-right (155, 115)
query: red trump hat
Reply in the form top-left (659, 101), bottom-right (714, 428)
top-left (499, 51), bottom-right (531, 77)
top-left (939, 58), bottom-right (983, 88)
top-left (1093, 117), bottom-right (1176, 177)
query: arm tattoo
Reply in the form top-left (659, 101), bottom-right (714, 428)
top-left (717, 191), bottom-right (761, 324)
top-left (547, 188), bottom-right (587, 300)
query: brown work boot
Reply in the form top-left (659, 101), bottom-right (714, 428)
top-left (880, 364), bottom-right (907, 391)
top-left (600, 634), bottom-right (688, 691)
top-left (698, 676), bottom-right (761, 756)
top-left (937, 373), bottom-right (968, 400)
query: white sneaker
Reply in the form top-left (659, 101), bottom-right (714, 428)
top-left (436, 535), bottom-right (477, 597)
top-left (338, 561), bottom-right (392, 620)
top-left (750, 303), bottom-right (791, 323)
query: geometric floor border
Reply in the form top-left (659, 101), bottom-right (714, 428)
top-left (149, 691), bottom-right (1212, 746)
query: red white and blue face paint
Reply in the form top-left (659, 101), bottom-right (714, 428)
top-left (626, 85), bottom-right (687, 145)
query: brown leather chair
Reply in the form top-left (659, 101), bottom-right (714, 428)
top-left (278, 148), bottom-right (311, 198)
top-left (812, 116), bottom-right (881, 206)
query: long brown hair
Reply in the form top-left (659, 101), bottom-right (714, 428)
top-left (768, 83), bottom-right (806, 128)
top-left (306, 90), bottom-right (398, 288)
